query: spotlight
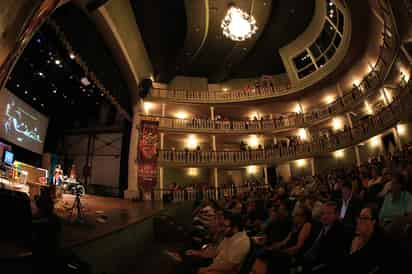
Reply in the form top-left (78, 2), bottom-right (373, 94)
top-left (55, 59), bottom-right (61, 65)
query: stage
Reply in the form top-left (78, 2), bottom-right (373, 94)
top-left (55, 194), bottom-right (173, 248)
top-left (1, 194), bottom-right (175, 259)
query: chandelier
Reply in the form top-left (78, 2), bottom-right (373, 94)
top-left (221, 5), bottom-right (258, 42)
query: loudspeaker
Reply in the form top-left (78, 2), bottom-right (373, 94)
top-left (138, 78), bottom-right (153, 98)
top-left (267, 166), bottom-right (278, 188)
top-left (86, 0), bottom-right (109, 12)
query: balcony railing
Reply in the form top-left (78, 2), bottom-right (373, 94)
top-left (141, 113), bottom-right (304, 134)
top-left (148, 0), bottom-right (397, 105)
top-left (157, 79), bottom-right (412, 167)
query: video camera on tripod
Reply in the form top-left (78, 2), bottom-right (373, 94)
top-left (73, 184), bottom-right (85, 196)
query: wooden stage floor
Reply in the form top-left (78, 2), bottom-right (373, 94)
top-left (55, 194), bottom-right (169, 248)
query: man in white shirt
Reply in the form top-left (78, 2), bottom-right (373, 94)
top-left (198, 212), bottom-right (250, 274)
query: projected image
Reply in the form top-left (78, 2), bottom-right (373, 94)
top-left (4, 100), bottom-right (41, 143)
top-left (0, 89), bottom-right (49, 154)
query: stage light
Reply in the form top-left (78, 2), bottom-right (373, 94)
top-left (55, 59), bottom-right (61, 65)
top-left (16, 84), bottom-right (20, 88)
top-left (81, 77), bottom-right (91, 86)
top-left (24, 90), bottom-right (28, 94)
top-left (52, 89), bottom-right (57, 94)
top-left (332, 117), bottom-right (343, 131)
top-left (69, 53), bottom-right (76, 59)
top-left (246, 165), bottom-right (258, 175)
top-left (333, 149), bottom-right (344, 159)
top-left (33, 97), bottom-right (37, 101)
top-left (397, 124), bottom-right (407, 136)
top-left (38, 72), bottom-right (44, 77)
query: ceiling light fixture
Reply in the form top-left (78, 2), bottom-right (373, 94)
top-left (221, 5), bottom-right (258, 42)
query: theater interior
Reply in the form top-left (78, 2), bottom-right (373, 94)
top-left (1, 0), bottom-right (412, 274)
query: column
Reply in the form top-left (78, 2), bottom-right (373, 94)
top-left (380, 88), bottom-right (389, 106)
top-left (124, 105), bottom-right (140, 200)
top-left (210, 106), bottom-right (215, 120)
top-left (211, 134), bottom-right (218, 199)
top-left (159, 103), bottom-right (166, 199)
top-left (392, 127), bottom-right (402, 151)
top-left (345, 111), bottom-right (361, 167)
top-left (354, 145), bottom-right (361, 167)
top-left (212, 135), bottom-right (216, 151)
top-left (310, 158), bottom-right (315, 176)
top-left (264, 166), bottom-right (269, 185)
top-left (161, 103), bottom-right (166, 117)
top-left (213, 168), bottom-right (219, 200)
top-left (159, 132), bottom-right (165, 200)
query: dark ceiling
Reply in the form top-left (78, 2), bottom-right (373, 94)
top-left (6, 3), bottom-right (131, 152)
top-left (132, 0), bottom-right (315, 83)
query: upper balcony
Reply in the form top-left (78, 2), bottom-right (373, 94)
top-left (147, 0), bottom-right (397, 105)
top-left (157, 77), bottom-right (412, 167)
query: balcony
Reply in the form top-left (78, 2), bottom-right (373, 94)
top-left (157, 79), bottom-right (412, 167)
top-left (147, 1), bottom-right (397, 105)
top-left (141, 66), bottom-right (402, 135)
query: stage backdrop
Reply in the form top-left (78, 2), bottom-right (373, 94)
top-left (138, 120), bottom-right (159, 192)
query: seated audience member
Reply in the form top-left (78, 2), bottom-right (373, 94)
top-left (338, 181), bottom-right (362, 231)
top-left (377, 168), bottom-right (393, 199)
top-left (315, 207), bottom-right (402, 274)
top-left (379, 173), bottom-right (412, 230)
top-left (304, 196), bottom-right (323, 221)
top-left (192, 200), bottom-right (219, 245)
top-left (170, 212), bottom-right (250, 274)
top-left (245, 200), bottom-right (264, 234)
top-left (262, 203), bottom-right (291, 246)
top-left (266, 206), bottom-right (313, 258)
top-left (32, 188), bottom-right (62, 271)
top-left (198, 212), bottom-right (250, 274)
top-left (347, 207), bottom-right (393, 272)
top-left (303, 202), bottom-right (348, 268)
top-left (366, 167), bottom-right (384, 204)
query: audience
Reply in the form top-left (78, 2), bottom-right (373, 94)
top-left (379, 173), bottom-right (412, 231)
top-left (164, 146), bottom-right (412, 274)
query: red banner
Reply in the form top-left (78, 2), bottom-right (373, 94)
top-left (138, 120), bottom-right (159, 191)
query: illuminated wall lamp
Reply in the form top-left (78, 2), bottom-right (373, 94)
top-left (397, 124), bottom-right (407, 136)
top-left (296, 159), bottom-right (306, 167)
top-left (333, 149), bottom-right (344, 159)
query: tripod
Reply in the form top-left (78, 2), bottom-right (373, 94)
top-left (69, 192), bottom-right (84, 222)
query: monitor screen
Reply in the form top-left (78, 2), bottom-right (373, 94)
top-left (0, 89), bottom-right (49, 154)
top-left (3, 150), bottom-right (14, 165)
